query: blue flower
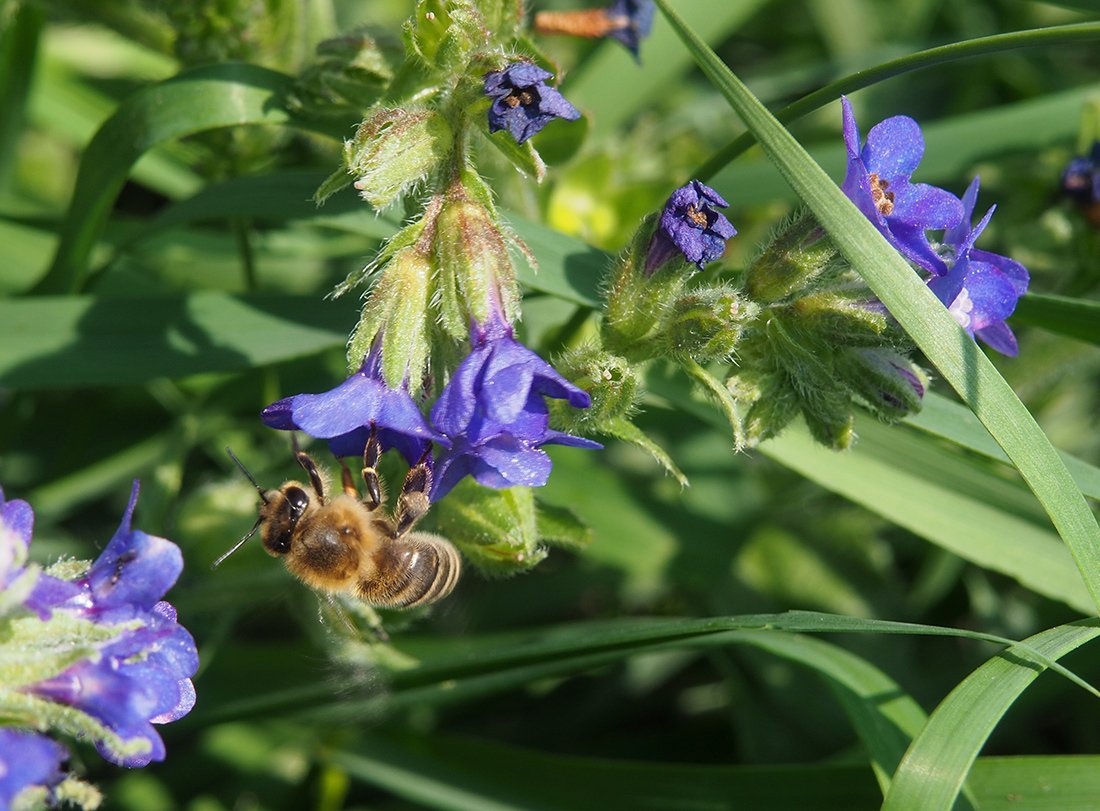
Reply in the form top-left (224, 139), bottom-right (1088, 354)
top-left (603, 0), bottom-right (656, 58)
top-left (430, 313), bottom-right (601, 501)
top-left (0, 729), bottom-right (66, 809)
top-left (30, 601), bottom-right (198, 768)
top-left (484, 62), bottom-right (581, 145)
top-left (840, 96), bottom-right (963, 275)
top-left (927, 178), bottom-right (1029, 356)
top-left (646, 180), bottom-right (737, 273)
top-left (4, 482), bottom-right (198, 770)
top-left (1, 487), bottom-right (80, 619)
top-left (262, 345), bottom-right (446, 464)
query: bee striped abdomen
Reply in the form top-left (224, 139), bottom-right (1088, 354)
top-left (360, 533), bottom-right (461, 608)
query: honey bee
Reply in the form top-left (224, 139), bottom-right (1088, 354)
top-left (215, 428), bottom-right (461, 610)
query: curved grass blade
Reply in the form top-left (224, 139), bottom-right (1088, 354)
top-left (694, 22), bottom-right (1100, 181)
top-left (882, 620), bottom-right (1100, 811)
top-left (1013, 292), bottom-right (1100, 345)
top-left (33, 62), bottom-right (349, 295)
top-left (655, 0), bottom-right (1100, 615)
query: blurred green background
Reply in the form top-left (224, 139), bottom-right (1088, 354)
top-left (2, 0), bottom-right (1100, 808)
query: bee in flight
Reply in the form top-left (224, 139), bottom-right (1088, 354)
top-left (215, 427), bottom-right (461, 610)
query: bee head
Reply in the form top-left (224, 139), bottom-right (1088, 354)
top-left (260, 484), bottom-right (314, 556)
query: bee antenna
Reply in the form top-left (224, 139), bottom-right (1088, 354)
top-left (211, 517), bottom-right (263, 570)
top-left (226, 446), bottom-right (269, 504)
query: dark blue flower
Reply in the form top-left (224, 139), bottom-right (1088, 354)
top-left (430, 313), bottom-right (601, 501)
top-left (841, 96), bottom-right (963, 275)
top-left (484, 62), bottom-right (581, 145)
top-left (0, 729), bottom-right (66, 808)
top-left (646, 180), bottom-right (737, 273)
top-left (927, 178), bottom-right (1029, 356)
top-left (262, 345), bottom-right (446, 464)
top-left (604, 0), bottom-right (656, 58)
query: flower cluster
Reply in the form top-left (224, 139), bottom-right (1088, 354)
top-left (840, 96), bottom-right (1029, 355)
top-left (0, 483), bottom-right (197, 808)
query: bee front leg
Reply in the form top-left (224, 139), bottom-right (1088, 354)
top-left (394, 449), bottom-right (432, 537)
top-left (361, 423), bottom-right (384, 511)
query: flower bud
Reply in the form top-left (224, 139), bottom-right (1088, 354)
top-left (405, 0), bottom-right (484, 72)
top-left (660, 285), bottom-right (757, 361)
top-left (840, 348), bottom-right (927, 420)
top-left (787, 293), bottom-right (890, 347)
top-left (433, 191), bottom-right (521, 340)
top-left (344, 107), bottom-right (452, 210)
top-left (743, 209), bottom-right (838, 304)
top-left (426, 479), bottom-right (548, 576)
top-left (549, 345), bottom-right (639, 431)
top-left (347, 246), bottom-right (434, 393)
top-left (602, 215), bottom-right (689, 354)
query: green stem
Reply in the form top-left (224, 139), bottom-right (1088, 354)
top-left (679, 356), bottom-right (746, 451)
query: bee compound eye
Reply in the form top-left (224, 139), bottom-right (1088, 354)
top-left (285, 486), bottom-right (310, 519)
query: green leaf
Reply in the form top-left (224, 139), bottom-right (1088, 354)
top-left (656, 0), bottom-right (1100, 614)
top-left (534, 501), bottom-right (593, 551)
top-left (1013, 292), bottom-right (1100, 345)
top-left (33, 62), bottom-right (348, 295)
top-left (0, 293), bottom-right (350, 389)
top-left (883, 621), bottom-right (1100, 811)
top-left (906, 393), bottom-right (1100, 502)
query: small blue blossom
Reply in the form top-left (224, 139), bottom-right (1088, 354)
top-left (927, 178), bottom-right (1029, 356)
top-left (841, 96), bottom-right (963, 275)
top-left (0, 729), bottom-right (66, 809)
top-left (603, 0), bottom-right (656, 58)
top-left (484, 62), bottom-right (581, 145)
top-left (430, 312), bottom-right (601, 502)
top-left (646, 180), bottom-right (737, 273)
top-left (262, 344), bottom-right (447, 464)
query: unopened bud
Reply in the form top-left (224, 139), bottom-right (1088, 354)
top-left (426, 479), bottom-right (547, 576)
top-left (433, 192), bottom-right (520, 339)
top-left (661, 286), bottom-right (757, 361)
top-left (550, 345), bottom-right (638, 431)
top-left (602, 215), bottom-right (689, 355)
top-left (347, 246), bottom-right (434, 393)
top-left (344, 107), bottom-right (452, 209)
top-left (744, 209), bottom-right (837, 304)
top-left (788, 293), bottom-right (890, 347)
top-left (840, 348), bottom-right (927, 420)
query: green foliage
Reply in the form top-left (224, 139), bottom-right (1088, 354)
top-left (3, 0), bottom-right (1100, 809)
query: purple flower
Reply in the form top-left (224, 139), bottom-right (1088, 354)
top-left (646, 180), bottom-right (737, 273)
top-left (484, 62), bottom-right (581, 145)
top-left (604, 0), bottom-right (656, 58)
top-left (1, 487), bottom-right (80, 618)
top-left (840, 96), bottom-right (963, 275)
top-left (430, 313), bottom-right (601, 501)
top-left (30, 601), bottom-right (198, 768)
top-left (262, 345), bottom-right (446, 464)
top-left (4, 481), bottom-right (198, 770)
top-left (927, 178), bottom-right (1029, 356)
top-left (0, 729), bottom-right (66, 808)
